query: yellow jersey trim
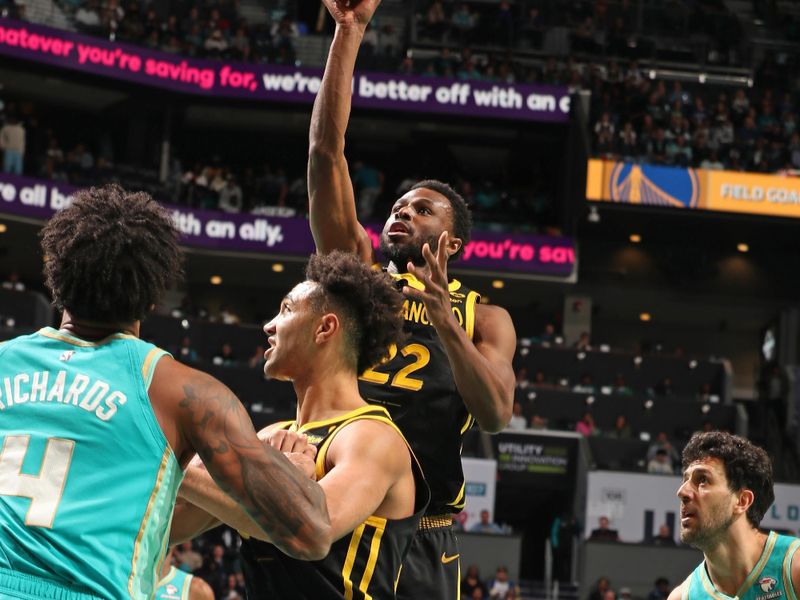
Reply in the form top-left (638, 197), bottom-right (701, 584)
top-left (783, 538), bottom-right (800, 600)
top-left (297, 405), bottom-right (390, 434)
top-left (736, 531), bottom-right (777, 598)
top-left (141, 348), bottom-right (165, 390)
top-left (342, 523), bottom-right (366, 600)
top-left (38, 327), bottom-right (137, 347)
top-left (128, 447), bottom-right (171, 598)
top-left (390, 272), bottom-right (462, 293)
top-left (358, 523), bottom-right (386, 599)
top-left (447, 482), bottom-right (466, 509)
top-left (465, 290), bottom-right (479, 341)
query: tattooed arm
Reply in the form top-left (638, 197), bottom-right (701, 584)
top-left (150, 356), bottom-right (332, 560)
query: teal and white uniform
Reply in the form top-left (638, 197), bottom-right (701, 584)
top-left (682, 531), bottom-right (799, 600)
top-left (0, 327), bottom-right (182, 600)
top-left (155, 567), bottom-right (194, 600)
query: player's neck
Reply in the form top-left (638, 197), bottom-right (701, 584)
top-left (59, 311), bottom-right (140, 339)
top-left (293, 370), bottom-right (365, 426)
top-left (387, 260), bottom-right (431, 279)
top-left (703, 526), bottom-right (768, 595)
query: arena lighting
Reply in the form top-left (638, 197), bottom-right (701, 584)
top-left (527, 391), bottom-right (536, 401)
top-left (588, 206), bottom-right (600, 223)
top-left (639, 312), bottom-right (652, 322)
top-left (689, 360), bottom-right (698, 369)
top-left (520, 347), bottom-right (529, 357)
top-left (492, 280), bottom-right (505, 289)
top-left (0, 223), bottom-right (6, 233)
top-left (576, 352), bottom-right (586, 360)
top-left (701, 403), bottom-right (711, 414)
top-left (737, 243), bottom-right (750, 253)
top-left (629, 233), bottom-right (641, 243)
top-left (644, 399), bottom-right (654, 410)
top-left (633, 356), bottom-right (643, 366)
top-left (180, 319), bottom-right (189, 330)
top-left (209, 275), bottom-right (222, 285)
top-left (586, 396), bottom-right (595, 405)
top-left (698, 73), bottom-right (707, 84)
top-left (272, 263), bottom-right (284, 272)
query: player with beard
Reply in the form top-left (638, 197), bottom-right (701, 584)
top-left (307, 1), bottom-right (517, 598)
top-left (669, 432), bottom-right (799, 600)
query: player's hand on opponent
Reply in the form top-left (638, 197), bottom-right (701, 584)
top-left (322, 0), bottom-right (381, 31)
top-left (263, 430), bottom-right (319, 481)
top-left (405, 231), bottom-right (458, 330)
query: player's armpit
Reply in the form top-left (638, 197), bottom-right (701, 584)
top-left (151, 358), bottom-right (332, 560)
top-left (319, 419), bottom-right (413, 541)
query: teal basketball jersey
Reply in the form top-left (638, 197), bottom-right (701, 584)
top-left (682, 531), bottom-right (800, 600)
top-left (0, 327), bottom-right (183, 600)
top-left (155, 567), bottom-right (194, 600)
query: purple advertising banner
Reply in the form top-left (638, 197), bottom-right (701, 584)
top-left (0, 19), bottom-right (571, 123)
top-left (0, 174), bottom-right (576, 278)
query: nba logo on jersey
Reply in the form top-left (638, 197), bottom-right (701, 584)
top-left (166, 584), bottom-right (178, 595)
top-left (759, 577), bottom-right (777, 593)
top-left (59, 350), bottom-right (75, 362)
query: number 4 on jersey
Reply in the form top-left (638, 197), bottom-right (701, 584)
top-left (0, 435), bottom-right (75, 528)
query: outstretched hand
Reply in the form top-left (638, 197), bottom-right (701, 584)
top-left (322, 0), bottom-right (381, 30)
top-left (404, 231), bottom-right (456, 330)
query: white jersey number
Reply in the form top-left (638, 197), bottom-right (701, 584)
top-left (0, 435), bottom-right (75, 528)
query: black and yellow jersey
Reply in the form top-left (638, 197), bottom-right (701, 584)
top-left (240, 405), bottom-right (429, 600)
top-left (358, 273), bottom-right (481, 515)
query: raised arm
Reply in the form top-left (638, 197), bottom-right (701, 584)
top-left (307, 0), bottom-right (380, 262)
top-left (151, 358), bottom-right (331, 560)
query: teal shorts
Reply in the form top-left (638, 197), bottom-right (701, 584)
top-left (0, 567), bottom-right (102, 600)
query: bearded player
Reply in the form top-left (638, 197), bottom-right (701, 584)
top-left (669, 432), bottom-right (799, 600)
top-left (307, 1), bottom-right (517, 598)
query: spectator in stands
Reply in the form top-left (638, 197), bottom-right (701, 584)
top-left (588, 577), bottom-right (612, 600)
top-left (219, 176), bottom-right (243, 212)
top-left (612, 374), bottom-right (633, 395)
top-left (575, 331), bottom-right (591, 350)
top-left (176, 336), bottom-right (199, 363)
top-left (1, 272), bottom-right (25, 292)
top-left (174, 541), bottom-right (203, 572)
top-left (506, 402), bottom-right (527, 430)
top-left (647, 448), bottom-right (675, 475)
top-left (247, 345), bottom-right (267, 370)
top-left (647, 577), bottom-right (670, 600)
top-left (576, 411), bottom-right (598, 437)
top-left (218, 305), bottom-right (241, 325)
top-left (532, 370), bottom-right (550, 387)
top-left (654, 377), bottom-right (674, 396)
top-left (603, 591), bottom-right (616, 600)
top-left (487, 566), bottom-right (520, 600)
top-left (608, 414), bottom-right (632, 439)
top-left (647, 432), bottom-right (680, 470)
top-left (462, 564), bottom-right (488, 599)
top-left (530, 414), bottom-right (549, 429)
top-left (515, 367), bottom-right (529, 388)
top-left (573, 373), bottom-right (596, 394)
top-left (588, 516), bottom-right (620, 542)
top-left (204, 29), bottom-right (229, 57)
top-left (212, 343), bottom-right (238, 367)
top-left (652, 524), bottom-right (675, 546)
top-left (425, 0), bottom-right (447, 40)
top-left (470, 510), bottom-right (503, 534)
top-left (271, 17), bottom-right (299, 63)
top-left (351, 160), bottom-right (384, 220)
top-left (75, 0), bottom-right (102, 31)
top-left (451, 4), bottom-right (476, 44)
top-left (618, 588), bottom-right (632, 600)
top-left (221, 573), bottom-right (246, 599)
top-left (0, 115), bottom-right (25, 175)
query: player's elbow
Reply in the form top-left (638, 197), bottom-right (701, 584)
top-left (282, 522), bottom-right (333, 561)
top-left (308, 142), bottom-right (342, 167)
top-left (477, 399), bottom-right (513, 434)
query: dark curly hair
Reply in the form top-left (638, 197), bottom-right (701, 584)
top-left (410, 179), bottom-right (472, 261)
top-left (41, 184), bottom-right (182, 323)
top-left (305, 251), bottom-right (405, 373)
top-left (681, 431), bottom-right (774, 528)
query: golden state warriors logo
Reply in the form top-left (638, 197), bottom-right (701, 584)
top-left (609, 162), bottom-right (699, 208)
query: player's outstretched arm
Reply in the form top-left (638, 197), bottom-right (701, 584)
top-left (307, 0), bottom-right (380, 262)
top-left (151, 358), bottom-right (332, 560)
top-left (405, 233), bottom-right (517, 432)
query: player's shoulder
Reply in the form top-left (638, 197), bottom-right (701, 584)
top-left (474, 302), bottom-right (516, 340)
top-left (189, 573), bottom-right (215, 600)
top-left (329, 415), bottom-right (410, 469)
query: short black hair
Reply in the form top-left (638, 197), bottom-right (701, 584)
top-left (41, 184), bottom-right (182, 323)
top-left (410, 179), bottom-right (472, 261)
top-left (305, 251), bottom-right (405, 373)
top-left (681, 431), bottom-right (774, 529)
